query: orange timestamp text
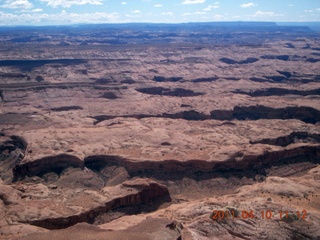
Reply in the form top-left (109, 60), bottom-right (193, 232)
top-left (210, 209), bottom-right (307, 221)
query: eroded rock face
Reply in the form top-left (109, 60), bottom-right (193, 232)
top-left (233, 88), bottom-right (320, 97)
top-left (152, 76), bottom-right (183, 82)
top-left (250, 132), bottom-right (320, 147)
top-left (211, 106), bottom-right (320, 124)
top-left (13, 154), bottom-right (84, 181)
top-left (91, 110), bottom-right (209, 124)
top-left (192, 77), bottom-right (219, 83)
top-left (0, 135), bottom-right (27, 182)
top-left (261, 55), bottom-right (290, 61)
top-left (94, 166), bottom-right (320, 240)
top-left (220, 57), bottom-right (259, 64)
top-left (101, 92), bottom-right (119, 99)
top-left (0, 178), bottom-right (170, 234)
top-left (50, 106), bottom-right (83, 111)
top-left (136, 87), bottom-right (204, 97)
top-left (16, 220), bottom-right (181, 240)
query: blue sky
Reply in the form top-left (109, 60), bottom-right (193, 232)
top-left (0, 0), bottom-right (319, 25)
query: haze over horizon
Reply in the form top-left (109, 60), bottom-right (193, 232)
top-left (0, 0), bottom-right (319, 26)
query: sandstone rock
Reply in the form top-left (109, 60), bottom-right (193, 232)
top-left (0, 183), bottom-right (21, 205)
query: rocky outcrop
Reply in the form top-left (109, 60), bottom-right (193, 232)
top-left (136, 87), bottom-right (204, 97)
top-left (306, 58), bottom-right (320, 63)
top-left (50, 106), bottom-right (83, 111)
top-left (181, 202), bottom-right (320, 240)
top-left (4, 135), bottom-right (28, 151)
top-left (285, 42), bottom-right (295, 48)
top-left (249, 77), bottom-right (273, 83)
top-left (210, 105), bottom-right (320, 124)
top-left (261, 55), bottom-right (290, 61)
top-left (35, 76), bottom-right (44, 82)
top-left (224, 77), bottom-right (240, 81)
top-left (84, 145), bottom-right (320, 177)
top-left (13, 154), bottom-right (84, 181)
top-left (161, 110), bottom-right (209, 121)
top-left (93, 105), bottom-right (320, 124)
top-left (84, 155), bottom-right (125, 171)
top-left (91, 115), bottom-right (118, 125)
top-left (180, 104), bottom-right (192, 108)
top-left (101, 92), bottom-right (119, 99)
top-left (277, 71), bottom-right (292, 78)
top-left (24, 179), bottom-right (170, 230)
top-left (100, 169), bottom-right (320, 240)
top-left (220, 57), bottom-right (259, 64)
top-left (191, 77), bottom-right (219, 83)
top-left (0, 135), bottom-right (27, 182)
top-left (292, 74), bottom-right (320, 83)
top-left (120, 178), bottom-right (170, 203)
top-left (263, 75), bottom-right (287, 82)
top-left (152, 76), bottom-right (183, 82)
top-left (0, 182), bottom-right (22, 205)
top-left (262, 54), bottom-right (317, 63)
top-left (250, 74), bottom-right (320, 84)
top-left (233, 88), bottom-right (320, 97)
top-left (93, 78), bottom-right (115, 84)
top-left (16, 219), bottom-right (181, 240)
top-left (250, 132), bottom-right (320, 147)
top-left (120, 79), bottom-right (136, 84)
top-left (92, 110), bottom-right (209, 124)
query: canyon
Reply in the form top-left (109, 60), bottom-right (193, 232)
top-left (0, 22), bottom-right (319, 239)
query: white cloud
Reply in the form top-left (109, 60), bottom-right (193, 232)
top-left (161, 12), bottom-right (173, 15)
top-left (204, 2), bottom-right (219, 11)
top-left (1, 0), bottom-right (33, 9)
top-left (0, 11), bottom-right (120, 25)
top-left (182, 0), bottom-right (205, 5)
top-left (40, 0), bottom-right (103, 8)
top-left (252, 10), bottom-right (283, 17)
top-left (121, 2), bottom-right (127, 5)
top-left (21, 8), bottom-right (43, 12)
top-left (154, 4), bottom-right (163, 7)
top-left (32, 8), bottom-right (43, 12)
top-left (240, 2), bottom-right (257, 8)
top-left (288, 4), bottom-right (293, 7)
top-left (131, 10), bottom-right (140, 13)
top-left (306, 8), bottom-right (320, 12)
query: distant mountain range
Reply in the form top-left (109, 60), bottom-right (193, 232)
top-left (0, 21), bottom-right (319, 32)
top-left (0, 21), bottom-right (318, 46)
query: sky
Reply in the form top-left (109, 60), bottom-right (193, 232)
top-left (0, 0), bottom-right (319, 26)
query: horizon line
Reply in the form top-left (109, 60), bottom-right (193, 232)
top-left (1, 21), bottom-right (320, 28)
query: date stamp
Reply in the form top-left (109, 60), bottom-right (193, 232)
top-left (210, 209), bottom-right (307, 221)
